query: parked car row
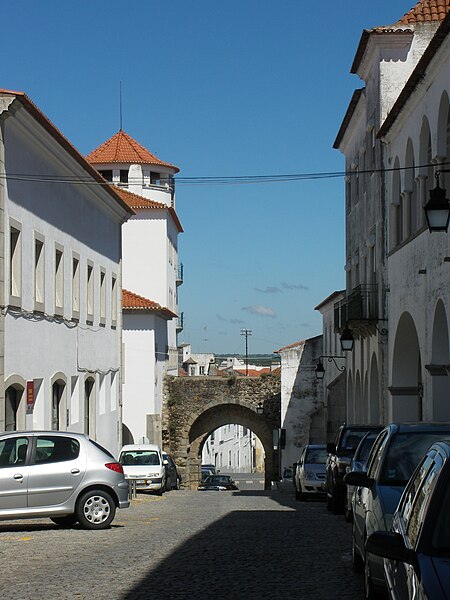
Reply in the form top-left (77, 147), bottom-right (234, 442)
top-left (0, 432), bottom-right (184, 531)
top-left (293, 422), bottom-right (450, 598)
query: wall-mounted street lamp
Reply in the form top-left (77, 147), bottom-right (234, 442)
top-left (425, 171), bottom-right (450, 233)
top-left (315, 355), bottom-right (346, 380)
top-left (339, 322), bottom-right (387, 352)
top-left (256, 401), bottom-right (264, 415)
top-left (339, 326), bottom-right (355, 352)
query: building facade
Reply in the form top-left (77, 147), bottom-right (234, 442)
top-left (0, 90), bottom-right (131, 455)
top-left (333, 1), bottom-right (450, 425)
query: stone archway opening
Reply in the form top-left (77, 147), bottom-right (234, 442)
top-left (187, 404), bottom-right (275, 490)
top-left (200, 424), bottom-right (265, 475)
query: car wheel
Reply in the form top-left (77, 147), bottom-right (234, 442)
top-left (76, 490), bottom-right (116, 530)
top-left (364, 555), bottom-right (380, 599)
top-left (344, 495), bottom-right (353, 523)
top-left (352, 525), bottom-right (364, 573)
top-left (50, 515), bottom-right (78, 527)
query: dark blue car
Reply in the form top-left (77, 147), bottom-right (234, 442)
top-left (367, 440), bottom-right (450, 599)
top-left (345, 423), bottom-right (450, 598)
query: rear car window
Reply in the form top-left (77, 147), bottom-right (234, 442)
top-left (35, 436), bottom-right (80, 464)
top-left (119, 450), bottom-right (160, 466)
top-left (339, 430), bottom-right (372, 452)
top-left (305, 447), bottom-right (328, 464)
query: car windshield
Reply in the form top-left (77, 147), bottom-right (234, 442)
top-left (305, 447), bottom-right (328, 464)
top-left (380, 432), bottom-right (450, 485)
top-left (119, 450), bottom-right (160, 466)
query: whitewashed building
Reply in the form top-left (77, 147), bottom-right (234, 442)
top-left (275, 336), bottom-right (324, 470)
top-left (314, 291), bottom-right (347, 440)
top-left (87, 131), bottom-right (183, 445)
top-left (0, 90), bottom-right (132, 455)
top-left (333, 1), bottom-right (450, 425)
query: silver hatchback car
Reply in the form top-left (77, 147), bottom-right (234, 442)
top-left (0, 431), bottom-right (129, 529)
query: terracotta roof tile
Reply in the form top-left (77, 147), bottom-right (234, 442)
top-left (114, 187), bottom-right (167, 210)
top-left (87, 130), bottom-right (179, 173)
top-left (122, 289), bottom-right (176, 318)
top-left (351, 1), bottom-right (450, 73)
top-left (113, 187), bottom-right (184, 233)
top-left (395, 0), bottom-right (450, 24)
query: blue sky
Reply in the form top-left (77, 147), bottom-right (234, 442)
top-left (3, 1), bottom-right (414, 354)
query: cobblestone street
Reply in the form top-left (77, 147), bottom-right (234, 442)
top-left (0, 486), bottom-right (364, 600)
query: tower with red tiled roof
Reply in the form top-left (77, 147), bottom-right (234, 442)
top-left (87, 130), bottom-right (179, 209)
top-left (87, 129), bottom-right (184, 444)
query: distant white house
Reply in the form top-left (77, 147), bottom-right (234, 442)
top-left (178, 343), bottom-right (215, 376)
top-left (87, 131), bottom-right (183, 445)
top-left (0, 89), bottom-right (132, 456)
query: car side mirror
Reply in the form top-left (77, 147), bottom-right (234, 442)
top-left (366, 532), bottom-right (416, 566)
top-left (327, 443), bottom-right (336, 454)
top-left (163, 459), bottom-right (169, 465)
top-left (344, 470), bottom-right (372, 488)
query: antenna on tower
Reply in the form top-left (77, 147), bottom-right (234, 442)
top-left (119, 81), bottom-right (123, 131)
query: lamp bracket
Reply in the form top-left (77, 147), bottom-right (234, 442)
top-left (319, 355), bottom-right (346, 372)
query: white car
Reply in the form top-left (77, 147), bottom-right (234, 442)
top-left (118, 444), bottom-right (166, 494)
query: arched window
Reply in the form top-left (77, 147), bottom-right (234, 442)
top-left (5, 386), bottom-right (22, 431)
top-left (52, 381), bottom-right (65, 430)
top-left (405, 139), bottom-right (418, 236)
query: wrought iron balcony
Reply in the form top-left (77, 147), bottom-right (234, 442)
top-left (334, 284), bottom-right (381, 335)
top-left (176, 312), bottom-right (184, 333)
top-left (176, 264), bottom-right (184, 286)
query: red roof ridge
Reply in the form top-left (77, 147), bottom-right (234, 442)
top-left (114, 187), bottom-right (183, 233)
top-left (87, 130), bottom-right (180, 173)
top-left (122, 289), bottom-right (176, 318)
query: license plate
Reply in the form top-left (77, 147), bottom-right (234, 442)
top-left (136, 480), bottom-right (146, 484)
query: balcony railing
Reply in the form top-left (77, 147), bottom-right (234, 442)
top-left (176, 312), bottom-right (184, 333)
top-left (334, 284), bottom-right (380, 332)
top-left (176, 264), bottom-right (184, 286)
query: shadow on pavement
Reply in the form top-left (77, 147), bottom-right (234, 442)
top-left (120, 504), bottom-right (362, 600)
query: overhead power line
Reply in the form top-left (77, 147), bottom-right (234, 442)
top-left (0, 161), bottom-right (449, 188)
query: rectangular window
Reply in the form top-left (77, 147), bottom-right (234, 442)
top-left (87, 262), bottom-right (94, 322)
top-left (100, 269), bottom-right (106, 325)
top-left (10, 224), bottom-right (22, 303)
top-left (150, 172), bottom-right (161, 185)
top-left (55, 245), bottom-right (64, 314)
top-left (98, 170), bottom-right (113, 182)
top-left (120, 169), bottom-right (128, 184)
top-left (111, 274), bottom-right (117, 326)
top-left (72, 254), bottom-right (80, 319)
top-left (34, 236), bottom-right (45, 309)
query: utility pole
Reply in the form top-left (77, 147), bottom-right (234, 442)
top-left (240, 329), bottom-right (252, 376)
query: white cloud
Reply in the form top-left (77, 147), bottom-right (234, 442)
top-left (242, 305), bottom-right (277, 318)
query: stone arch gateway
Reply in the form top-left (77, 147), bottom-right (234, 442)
top-left (162, 375), bottom-right (281, 489)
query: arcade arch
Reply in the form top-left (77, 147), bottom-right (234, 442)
top-left (391, 312), bottom-right (422, 421)
top-left (431, 300), bottom-right (450, 421)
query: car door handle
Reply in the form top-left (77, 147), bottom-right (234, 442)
top-left (71, 468), bottom-right (80, 475)
top-left (13, 473), bottom-right (23, 480)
